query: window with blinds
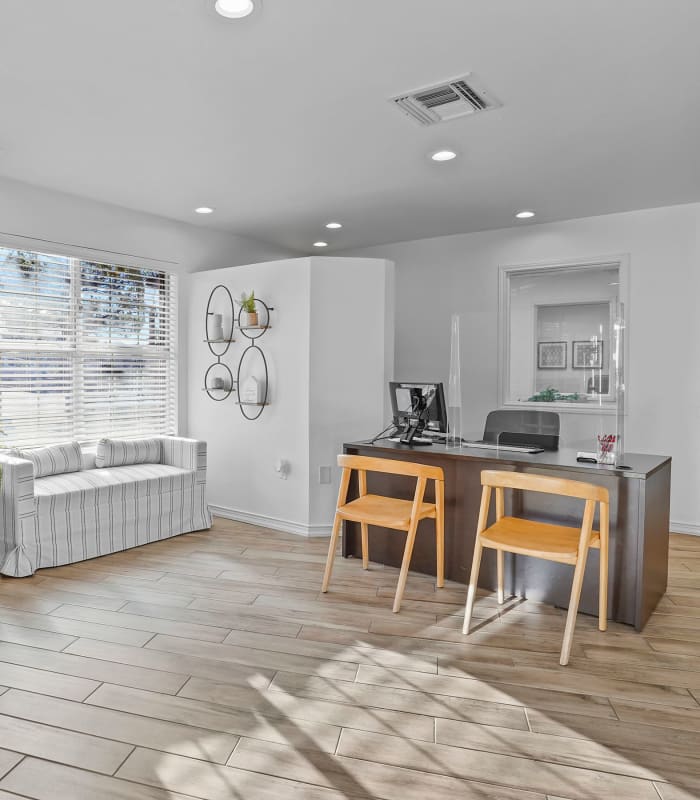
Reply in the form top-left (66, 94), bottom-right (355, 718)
top-left (0, 246), bottom-right (177, 448)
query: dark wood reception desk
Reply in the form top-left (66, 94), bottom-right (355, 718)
top-left (342, 440), bottom-right (671, 630)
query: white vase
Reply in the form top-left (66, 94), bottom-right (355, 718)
top-left (210, 313), bottom-right (224, 341)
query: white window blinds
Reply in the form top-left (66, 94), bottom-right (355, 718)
top-left (0, 247), bottom-right (177, 448)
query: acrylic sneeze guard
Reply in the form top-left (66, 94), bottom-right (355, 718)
top-left (447, 313), bottom-right (463, 447)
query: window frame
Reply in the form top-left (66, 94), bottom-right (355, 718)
top-left (497, 254), bottom-right (630, 415)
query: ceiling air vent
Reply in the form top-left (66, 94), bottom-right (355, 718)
top-left (392, 74), bottom-right (500, 126)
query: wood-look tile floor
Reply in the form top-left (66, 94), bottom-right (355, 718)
top-left (0, 520), bottom-right (698, 799)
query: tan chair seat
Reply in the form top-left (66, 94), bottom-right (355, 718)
top-left (337, 494), bottom-right (436, 530)
top-left (480, 516), bottom-right (600, 564)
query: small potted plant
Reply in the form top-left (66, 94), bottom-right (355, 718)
top-left (238, 291), bottom-right (258, 328)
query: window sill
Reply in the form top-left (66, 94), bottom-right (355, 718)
top-left (502, 401), bottom-right (618, 416)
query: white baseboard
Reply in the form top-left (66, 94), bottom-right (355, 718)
top-left (211, 506), bottom-right (699, 539)
top-left (210, 505), bottom-right (332, 538)
top-left (671, 520), bottom-right (700, 536)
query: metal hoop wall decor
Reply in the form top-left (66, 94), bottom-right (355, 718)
top-left (203, 287), bottom-right (273, 417)
top-left (204, 285), bottom-right (236, 401)
top-left (236, 298), bottom-right (273, 419)
top-left (236, 345), bottom-right (269, 420)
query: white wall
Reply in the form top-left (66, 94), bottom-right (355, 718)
top-left (0, 176), bottom-right (295, 431)
top-left (188, 258), bottom-right (313, 531)
top-left (0, 176), bottom-right (292, 273)
top-left (187, 257), bottom-right (393, 535)
top-left (534, 304), bottom-right (610, 394)
top-left (308, 258), bottom-right (395, 526)
top-left (341, 203), bottom-right (700, 532)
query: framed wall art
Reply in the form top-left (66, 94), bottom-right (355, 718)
top-left (537, 341), bottom-right (567, 369)
top-left (572, 340), bottom-right (604, 369)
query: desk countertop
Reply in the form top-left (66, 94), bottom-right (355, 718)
top-left (345, 439), bottom-right (671, 480)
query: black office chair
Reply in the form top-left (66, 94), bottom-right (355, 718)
top-left (482, 409), bottom-right (560, 451)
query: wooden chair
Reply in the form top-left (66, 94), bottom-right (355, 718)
top-left (321, 454), bottom-right (445, 612)
top-left (462, 470), bottom-right (610, 665)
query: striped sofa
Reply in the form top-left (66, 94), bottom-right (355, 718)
top-left (0, 437), bottom-right (211, 577)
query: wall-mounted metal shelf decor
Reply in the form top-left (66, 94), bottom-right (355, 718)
top-left (236, 298), bottom-right (272, 420)
top-left (204, 287), bottom-right (274, 419)
top-left (204, 285), bottom-right (236, 401)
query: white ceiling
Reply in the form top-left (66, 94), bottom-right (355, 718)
top-left (1, 0), bottom-right (700, 253)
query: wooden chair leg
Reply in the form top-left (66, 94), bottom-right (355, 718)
top-left (560, 548), bottom-right (590, 665)
top-left (321, 514), bottom-right (343, 593)
top-left (393, 520), bottom-right (419, 613)
top-left (436, 523), bottom-right (445, 589)
top-left (462, 538), bottom-right (484, 634)
top-left (435, 481), bottom-right (445, 588)
top-left (360, 523), bottom-right (369, 570)
top-left (599, 503), bottom-right (609, 632)
top-left (599, 540), bottom-right (608, 633)
top-left (496, 549), bottom-right (505, 604)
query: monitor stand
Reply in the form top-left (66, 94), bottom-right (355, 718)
top-left (399, 421), bottom-right (433, 446)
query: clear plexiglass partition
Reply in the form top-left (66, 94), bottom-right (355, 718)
top-left (500, 260), bottom-right (626, 462)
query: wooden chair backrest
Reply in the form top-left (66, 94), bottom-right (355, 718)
top-left (481, 470), bottom-right (609, 504)
top-left (338, 454), bottom-right (444, 483)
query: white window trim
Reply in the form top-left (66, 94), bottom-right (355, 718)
top-left (497, 254), bottom-right (630, 415)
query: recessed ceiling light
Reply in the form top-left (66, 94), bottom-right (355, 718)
top-left (215, 0), bottom-right (255, 18)
top-left (325, 222), bottom-right (342, 230)
top-left (430, 149), bottom-right (457, 162)
top-left (313, 241), bottom-right (328, 248)
top-left (515, 210), bottom-right (535, 219)
top-left (195, 207), bottom-right (214, 214)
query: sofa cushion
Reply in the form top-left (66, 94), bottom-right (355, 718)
top-left (9, 441), bottom-right (83, 478)
top-left (95, 438), bottom-right (161, 468)
top-left (34, 464), bottom-right (189, 497)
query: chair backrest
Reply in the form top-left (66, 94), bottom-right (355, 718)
top-left (337, 454), bottom-right (443, 482)
top-left (482, 409), bottom-right (560, 444)
top-left (481, 469), bottom-right (609, 504)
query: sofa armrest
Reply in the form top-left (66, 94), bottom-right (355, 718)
top-left (0, 453), bottom-right (37, 574)
top-left (160, 437), bottom-right (208, 484)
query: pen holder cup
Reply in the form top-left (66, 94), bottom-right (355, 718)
top-left (596, 434), bottom-right (617, 465)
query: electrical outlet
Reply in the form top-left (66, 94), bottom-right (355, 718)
top-left (319, 465), bottom-right (331, 484)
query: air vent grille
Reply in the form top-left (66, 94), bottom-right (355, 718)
top-left (392, 74), bottom-right (499, 126)
top-left (453, 80), bottom-right (490, 110)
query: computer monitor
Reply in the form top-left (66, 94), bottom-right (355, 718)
top-left (389, 381), bottom-right (448, 433)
